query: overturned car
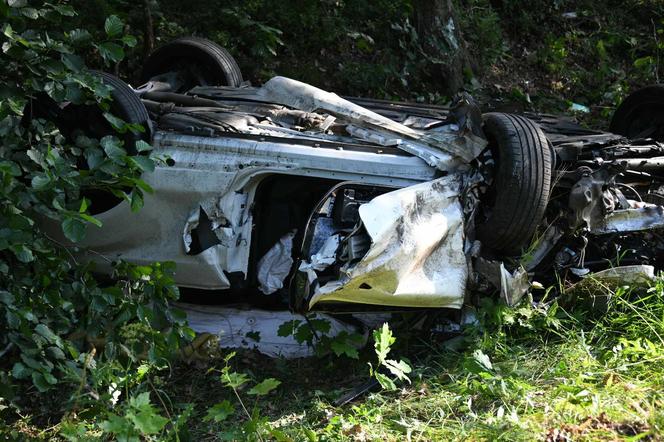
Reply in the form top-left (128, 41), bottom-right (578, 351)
top-left (44, 37), bottom-right (664, 312)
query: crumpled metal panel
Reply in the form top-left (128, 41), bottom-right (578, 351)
top-left (178, 303), bottom-right (365, 358)
top-left (309, 176), bottom-right (467, 309)
top-left (257, 77), bottom-right (486, 166)
top-left (592, 206), bottom-right (664, 234)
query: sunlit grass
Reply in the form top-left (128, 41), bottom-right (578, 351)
top-left (267, 278), bottom-right (664, 441)
top-left (4, 277), bottom-right (664, 441)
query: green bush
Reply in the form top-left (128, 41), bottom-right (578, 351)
top-left (0, 0), bottom-right (191, 418)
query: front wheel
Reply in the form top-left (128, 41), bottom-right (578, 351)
top-left (476, 113), bottom-right (554, 256)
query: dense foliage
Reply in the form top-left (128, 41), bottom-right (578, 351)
top-left (1, 0), bottom-right (664, 439)
top-left (0, 1), bottom-right (191, 434)
top-left (70, 0), bottom-right (664, 108)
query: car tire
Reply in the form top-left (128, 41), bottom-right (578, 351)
top-left (95, 71), bottom-right (152, 154)
top-left (476, 112), bottom-right (553, 255)
top-left (140, 36), bottom-right (243, 90)
top-left (83, 72), bottom-right (153, 213)
top-left (609, 84), bottom-right (664, 141)
top-left (26, 71), bottom-right (151, 154)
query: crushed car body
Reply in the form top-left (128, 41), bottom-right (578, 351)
top-left (42, 37), bottom-right (664, 312)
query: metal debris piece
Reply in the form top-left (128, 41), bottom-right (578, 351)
top-left (565, 265), bottom-right (656, 312)
top-left (499, 263), bottom-right (530, 307)
top-left (592, 206), bottom-right (664, 234)
top-left (257, 76), bottom-right (486, 165)
top-left (308, 176), bottom-right (467, 309)
top-left (177, 303), bottom-right (365, 359)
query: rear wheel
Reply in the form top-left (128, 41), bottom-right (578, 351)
top-left (92, 71), bottom-right (152, 155)
top-left (610, 84), bottom-right (664, 141)
top-left (140, 37), bottom-right (243, 91)
top-left (476, 113), bottom-right (554, 255)
top-left (27, 72), bottom-right (151, 213)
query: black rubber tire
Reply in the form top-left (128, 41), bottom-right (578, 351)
top-left (95, 71), bottom-right (152, 154)
top-left (476, 113), bottom-right (554, 255)
top-left (140, 37), bottom-right (243, 89)
top-left (609, 84), bottom-right (664, 141)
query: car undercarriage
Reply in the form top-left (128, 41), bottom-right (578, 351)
top-left (39, 37), bottom-right (664, 313)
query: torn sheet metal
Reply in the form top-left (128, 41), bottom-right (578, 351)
top-left (301, 234), bottom-right (341, 272)
top-left (257, 231), bottom-right (296, 295)
top-left (591, 206), bottom-right (664, 234)
top-left (499, 263), bottom-right (530, 307)
top-left (257, 76), bottom-right (486, 165)
top-left (566, 265), bottom-right (655, 312)
top-left (473, 258), bottom-right (530, 306)
top-left (177, 303), bottom-right (364, 358)
top-left (586, 264), bottom-right (655, 284)
top-left (308, 176), bottom-right (467, 309)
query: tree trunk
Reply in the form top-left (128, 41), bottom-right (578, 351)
top-left (412, 0), bottom-right (472, 97)
top-left (143, 0), bottom-right (155, 57)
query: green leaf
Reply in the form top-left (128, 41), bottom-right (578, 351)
top-left (121, 35), bottom-right (138, 48)
top-left (134, 140), bottom-right (152, 152)
top-left (129, 155), bottom-right (155, 172)
top-left (384, 359), bottom-right (412, 383)
top-left (100, 414), bottom-right (137, 441)
top-left (62, 216), bottom-right (86, 242)
top-left (104, 15), bottom-right (124, 37)
top-left (97, 42), bottom-right (124, 62)
top-left (20, 7), bottom-right (38, 19)
top-left (31, 174), bottom-right (51, 190)
top-left (35, 324), bottom-right (58, 344)
top-left (68, 29), bottom-right (92, 44)
top-left (277, 319), bottom-right (302, 337)
top-left (294, 324), bottom-right (313, 343)
top-left (221, 371), bottom-right (249, 389)
top-left (204, 400), bottom-right (235, 422)
top-left (472, 349), bottom-right (493, 372)
top-left (52, 3), bottom-right (75, 16)
top-left (7, 0), bottom-right (27, 7)
top-left (375, 372), bottom-right (396, 391)
top-left (373, 323), bottom-right (395, 363)
top-left (309, 318), bottom-right (331, 334)
top-left (45, 346), bottom-right (66, 360)
top-left (61, 53), bottom-right (84, 72)
top-left (103, 112), bottom-right (127, 132)
top-left (100, 135), bottom-right (126, 161)
top-left (129, 409), bottom-right (168, 435)
top-left (634, 56), bottom-right (654, 69)
top-left (79, 213), bottom-right (103, 228)
top-left (134, 178), bottom-right (154, 194)
top-left (12, 362), bottom-right (29, 379)
top-left (10, 244), bottom-right (34, 263)
top-left (330, 338), bottom-right (359, 359)
top-left (78, 198), bottom-right (89, 213)
top-left (0, 291), bottom-right (14, 306)
top-left (247, 378), bottom-right (281, 396)
top-left (245, 331), bottom-right (261, 342)
top-left (31, 372), bottom-right (51, 392)
top-left (130, 189), bottom-right (144, 212)
top-left (85, 148), bottom-right (104, 169)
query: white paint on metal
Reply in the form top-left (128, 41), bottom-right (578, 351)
top-left (308, 176), bottom-right (467, 309)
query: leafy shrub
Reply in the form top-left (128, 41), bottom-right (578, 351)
top-left (0, 0), bottom-right (191, 412)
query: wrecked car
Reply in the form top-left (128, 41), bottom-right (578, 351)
top-left (41, 37), bottom-right (664, 312)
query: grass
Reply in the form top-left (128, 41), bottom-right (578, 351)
top-left (6, 277), bottom-right (663, 441)
top-left (203, 281), bottom-right (663, 441)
